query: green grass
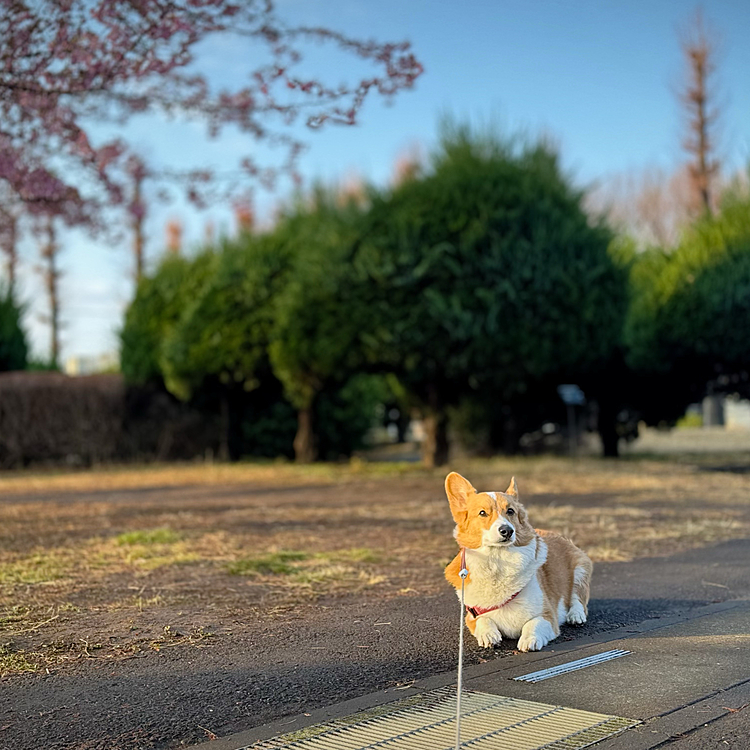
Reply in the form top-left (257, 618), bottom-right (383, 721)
top-left (0, 553), bottom-right (68, 585)
top-left (0, 644), bottom-right (37, 676)
top-left (226, 551), bottom-right (310, 576)
top-left (0, 530), bottom-right (195, 591)
top-left (111, 528), bottom-right (196, 569)
top-left (0, 605), bottom-right (31, 630)
top-left (225, 548), bottom-right (381, 579)
top-left (115, 528), bottom-right (184, 546)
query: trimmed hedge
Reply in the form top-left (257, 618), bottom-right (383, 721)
top-left (0, 372), bottom-right (123, 467)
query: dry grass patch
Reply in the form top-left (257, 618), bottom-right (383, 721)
top-left (226, 548), bottom-right (386, 598)
top-left (0, 603), bottom-right (80, 638)
top-left (103, 528), bottom-right (200, 571)
top-left (1, 454), bottom-right (749, 677)
top-left (0, 551), bottom-right (71, 585)
top-left (150, 624), bottom-right (215, 651)
top-left (0, 458), bottom-right (419, 497)
top-left (0, 643), bottom-right (37, 676)
top-left (0, 529), bottom-right (200, 591)
top-left (124, 592), bottom-right (166, 612)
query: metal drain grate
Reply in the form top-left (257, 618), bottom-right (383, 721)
top-left (248, 686), bottom-right (637, 750)
top-left (513, 650), bottom-right (631, 683)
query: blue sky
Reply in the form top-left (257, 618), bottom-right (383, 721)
top-left (15, 0), bottom-right (750, 363)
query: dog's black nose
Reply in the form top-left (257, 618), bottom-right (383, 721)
top-left (499, 525), bottom-right (514, 541)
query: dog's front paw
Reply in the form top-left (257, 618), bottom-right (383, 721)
top-left (566, 601), bottom-right (587, 626)
top-left (517, 632), bottom-right (548, 652)
top-left (473, 618), bottom-right (502, 648)
top-left (518, 617), bottom-right (555, 652)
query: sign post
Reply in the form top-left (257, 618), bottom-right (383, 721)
top-left (557, 384), bottom-right (586, 455)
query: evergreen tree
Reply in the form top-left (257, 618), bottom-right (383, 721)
top-left (0, 289), bottom-right (28, 372)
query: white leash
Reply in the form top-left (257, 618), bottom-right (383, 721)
top-left (455, 548), bottom-right (469, 750)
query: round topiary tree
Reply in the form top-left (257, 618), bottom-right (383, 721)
top-left (120, 251), bottom-right (218, 386)
top-left (158, 201), bottom-right (389, 463)
top-left (267, 189), bottom-right (372, 462)
top-left (625, 184), bottom-right (750, 420)
top-left (354, 124), bottom-right (628, 465)
top-left (159, 232), bottom-right (293, 460)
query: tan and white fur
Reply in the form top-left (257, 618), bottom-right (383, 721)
top-left (444, 472), bottom-right (592, 652)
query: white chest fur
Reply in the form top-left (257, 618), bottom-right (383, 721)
top-left (458, 538), bottom-right (548, 639)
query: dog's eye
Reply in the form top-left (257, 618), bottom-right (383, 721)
top-left (478, 510), bottom-right (488, 517)
top-left (506, 508), bottom-right (515, 516)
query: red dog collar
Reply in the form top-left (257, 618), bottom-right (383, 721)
top-left (466, 590), bottom-right (521, 618)
top-left (460, 547), bottom-right (521, 618)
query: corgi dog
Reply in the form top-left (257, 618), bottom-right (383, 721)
top-left (444, 472), bottom-right (592, 652)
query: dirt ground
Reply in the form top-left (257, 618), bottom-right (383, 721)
top-left (3, 451), bottom-right (750, 677)
top-left (1, 447), bottom-right (750, 748)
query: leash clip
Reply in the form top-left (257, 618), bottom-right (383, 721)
top-left (459, 547), bottom-right (469, 579)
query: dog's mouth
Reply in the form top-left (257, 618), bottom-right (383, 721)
top-left (488, 533), bottom-right (515, 546)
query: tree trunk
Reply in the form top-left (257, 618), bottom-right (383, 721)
top-left (218, 393), bottom-right (230, 462)
top-left (421, 383), bottom-right (450, 467)
top-left (421, 412), bottom-right (449, 467)
top-left (2, 213), bottom-right (18, 293)
top-left (680, 13), bottom-right (719, 215)
top-left (597, 398), bottom-right (620, 458)
top-left (421, 413), bottom-right (449, 467)
top-left (133, 176), bottom-right (145, 282)
top-left (128, 157), bottom-right (147, 280)
top-left (294, 406), bottom-right (317, 463)
top-left (40, 217), bottom-right (61, 369)
top-left (501, 412), bottom-right (520, 455)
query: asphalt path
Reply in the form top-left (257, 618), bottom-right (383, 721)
top-left (1, 538), bottom-right (749, 750)
top-left (657, 710), bottom-right (750, 749)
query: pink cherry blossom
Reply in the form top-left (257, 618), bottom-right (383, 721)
top-left (0, 0), bottom-right (423, 234)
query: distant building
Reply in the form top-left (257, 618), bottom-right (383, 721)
top-left (698, 395), bottom-right (750, 430)
top-left (64, 353), bottom-right (119, 377)
top-left (724, 396), bottom-right (750, 430)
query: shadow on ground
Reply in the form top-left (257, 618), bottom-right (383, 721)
top-left (1, 538), bottom-right (748, 750)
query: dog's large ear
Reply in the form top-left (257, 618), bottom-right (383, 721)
top-left (445, 472), bottom-right (476, 524)
top-left (505, 476), bottom-right (518, 497)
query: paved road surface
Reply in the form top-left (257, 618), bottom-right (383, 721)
top-left (2, 539), bottom-right (749, 750)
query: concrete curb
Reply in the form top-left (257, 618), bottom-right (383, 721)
top-left (191, 599), bottom-right (747, 750)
